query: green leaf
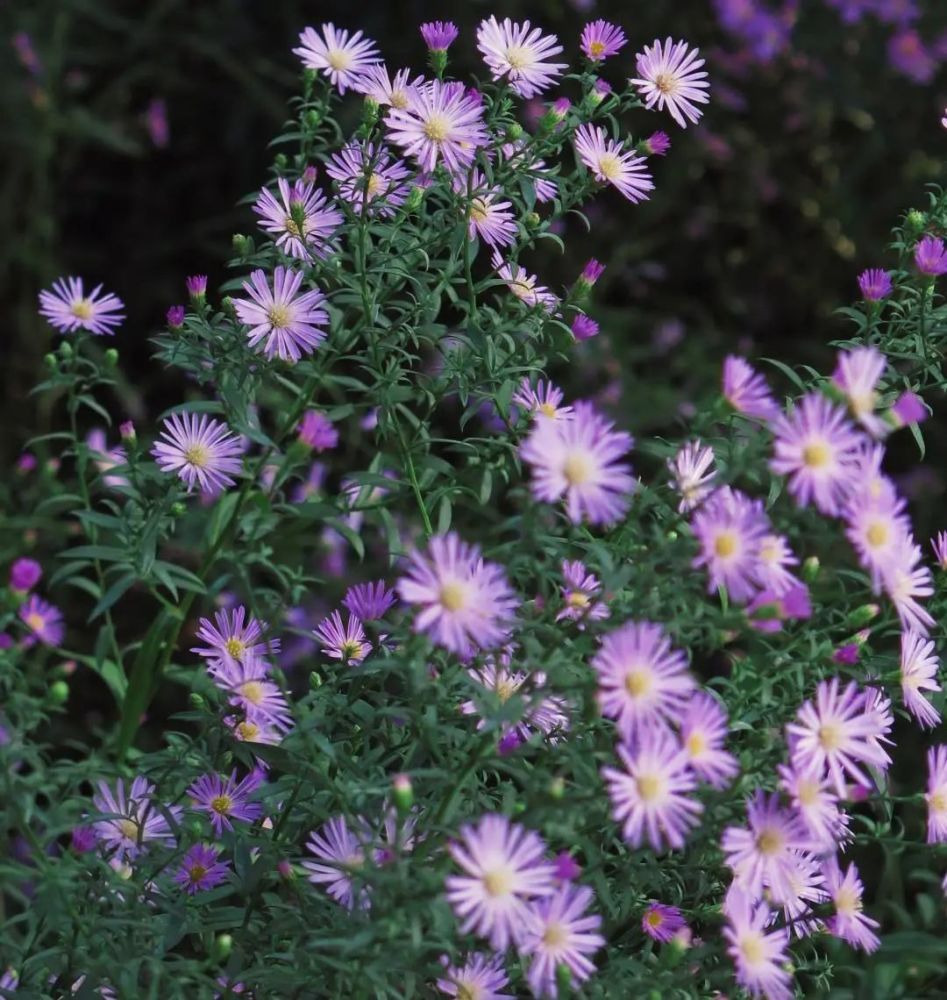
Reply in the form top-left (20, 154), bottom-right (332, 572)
top-left (90, 572), bottom-right (137, 620)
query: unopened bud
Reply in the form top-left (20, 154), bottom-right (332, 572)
top-left (802, 556), bottom-right (820, 583)
top-left (392, 773), bottom-right (414, 812)
top-left (188, 693), bottom-right (205, 709)
top-left (170, 502), bottom-right (187, 517)
top-left (213, 934), bottom-right (233, 961)
top-left (44, 353), bottom-right (57, 370)
top-left (548, 776), bottom-right (565, 800)
top-left (104, 348), bottom-right (119, 367)
top-left (274, 153), bottom-right (288, 169)
top-left (119, 421), bottom-right (136, 445)
top-left (506, 123), bottom-right (523, 141)
top-left (906, 209), bottom-right (926, 230)
top-left (49, 680), bottom-right (69, 704)
top-left (525, 211), bottom-right (541, 228)
top-left (232, 233), bottom-right (250, 256)
top-left (405, 187), bottom-right (425, 213)
top-left (59, 341), bottom-right (73, 359)
top-left (848, 603), bottom-right (880, 627)
top-left (310, 670), bottom-right (322, 688)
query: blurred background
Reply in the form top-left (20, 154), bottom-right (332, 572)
top-left (3, 0), bottom-right (947, 465)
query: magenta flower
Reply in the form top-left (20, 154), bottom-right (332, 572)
top-left (253, 178), bottom-right (342, 261)
top-left (325, 141), bottom-right (411, 217)
top-left (435, 953), bottom-right (511, 998)
top-left (445, 814), bottom-right (556, 951)
top-left (293, 24), bottom-right (381, 93)
top-left (38, 277), bottom-right (124, 336)
top-left (915, 234), bottom-right (947, 275)
top-left (166, 305), bottom-right (186, 328)
top-left (680, 691), bottom-right (739, 789)
top-left (9, 558), bottom-right (41, 592)
top-left (476, 17), bottom-right (566, 98)
top-left (723, 887), bottom-right (793, 1000)
top-left (420, 21), bottom-right (459, 53)
top-left (641, 901), bottom-right (687, 943)
top-left (822, 857), bottom-right (880, 952)
top-left (298, 410), bottom-right (338, 451)
top-left (192, 606), bottom-right (278, 675)
top-left (92, 776), bottom-right (182, 859)
top-left (396, 532), bottom-right (517, 656)
top-left (574, 124), bottom-right (654, 204)
top-left (187, 770), bottom-right (264, 835)
top-left (668, 440), bottom-right (716, 513)
top-left (890, 390), bottom-right (927, 427)
top-left (385, 80), bottom-right (488, 174)
top-left (601, 724), bottom-right (703, 852)
top-left (857, 268), bottom-right (893, 301)
top-left (722, 355), bottom-right (781, 421)
top-left (491, 252), bottom-right (558, 312)
top-left (342, 580), bottom-right (396, 621)
top-left (512, 377), bottom-right (573, 422)
top-left (520, 400), bottom-right (635, 526)
top-left (18, 595), bottom-right (64, 647)
top-left (927, 745), bottom-right (947, 843)
top-left (313, 610), bottom-right (371, 665)
top-left (174, 844), bottom-right (231, 895)
top-left (233, 267), bottom-right (328, 364)
top-left (630, 38), bottom-right (710, 128)
top-left (520, 884), bottom-right (604, 997)
top-left (580, 20), bottom-right (627, 62)
top-left (186, 274), bottom-right (207, 299)
top-left (643, 131), bottom-right (671, 156)
top-left (152, 412), bottom-right (243, 494)
top-left (571, 314), bottom-right (599, 341)
top-left (303, 815), bottom-right (369, 910)
top-left (691, 487), bottom-right (770, 603)
top-left (556, 560), bottom-right (609, 625)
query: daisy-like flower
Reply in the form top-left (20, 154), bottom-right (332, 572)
top-left (822, 857), bottom-right (880, 952)
top-left (601, 724), bottom-right (703, 852)
top-left (152, 412), bottom-right (243, 494)
top-left (187, 770), bottom-right (264, 835)
top-left (192, 606), bottom-right (278, 675)
top-left (668, 440), bottom-right (716, 513)
top-left (226, 716), bottom-right (284, 747)
top-left (342, 580), bottom-right (397, 621)
top-left (465, 173), bottom-right (517, 249)
top-left (313, 610), bottom-right (372, 665)
top-left (592, 621), bottom-right (694, 740)
top-left (832, 346), bottom-right (888, 436)
top-left (476, 17), bottom-right (566, 98)
top-left (233, 267), bottom-right (328, 364)
top-left (352, 64), bottom-right (423, 110)
top-left (491, 252), bottom-right (558, 312)
top-left (92, 776), bottom-right (182, 860)
top-left (556, 560), bottom-right (609, 625)
top-left (325, 141), bottom-right (411, 217)
top-left (580, 20), bottom-right (627, 62)
top-left (721, 791), bottom-right (810, 902)
top-left (778, 852), bottom-right (827, 939)
top-left (722, 356), bottom-right (781, 421)
top-left (723, 887), bottom-right (793, 1000)
top-left (293, 24), bottom-right (381, 93)
top-left (630, 38), bottom-right (710, 129)
top-left (882, 540), bottom-right (936, 635)
top-left (573, 124), bottom-right (654, 204)
top-left (641, 902), bottom-right (687, 943)
top-left (304, 815), bottom-right (369, 910)
top-left (844, 488), bottom-right (912, 591)
top-left (914, 234), bottom-right (947, 276)
top-left (931, 530), bottom-right (947, 569)
top-left (174, 844), bottom-right (230, 895)
top-left (38, 277), bottom-right (125, 336)
top-left (512, 377), bottom-right (573, 422)
top-left (680, 691), bottom-right (739, 789)
top-left (397, 532), bottom-right (517, 657)
top-left (253, 178), bottom-right (342, 261)
top-left (520, 400), bottom-right (635, 526)
top-left (857, 268), bottom-right (893, 301)
top-left (19, 595), bottom-right (64, 647)
top-left (691, 487), bottom-right (770, 603)
top-left (786, 678), bottom-right (892, 797)
top-left (385, 80), bottom-right (488, 174)
top-left (297, 409), bottom-right (338, 452)
top-left (445, 813), bottom-right (556, 952)
top-left (900, 630), bottom-right (941, 729)
top-left (520, 884), bottom-right (605, 998)
top-left (770, 392), bottom-right (865, 516)
top-left (421, 22), bottom-right (460, 53)
top-left (777, 761), bottom-right (847, 851)
top-left (926, 745), bottom-right (947, 843)
top-left (212, 659), bottom-right (294, 732)
top-left (753, 534), bottom-right (799, 597)
top-left (435, 953), bottom-right (511, 999)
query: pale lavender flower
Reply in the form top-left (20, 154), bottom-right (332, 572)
top-left (233, 267), bottom-right (328, 363)
top-left (353, 64), bottom-right (424, 110)
top-left (723, 887), bottom-right (793, 1000)
top-left (680, 691), bottom-right (739, 789)
top-left (832, 346), bottom-right (888, 436)
top-left (822, 858), bottom-right (880, 952)
top-left (753, 534), bottom-right (799, 596)
top-left (187, 770), bottom-right (264, 834)
top-left (92, 776), bottom-right (182, 859)
top-left (668, 440), bottom-right (716, 513)
top-left (691, 487), bottom-right (770, 603)
top-left (492, 252), bottom-right (558, 312)
top-left (253, 178), bottom-right (342, 260)
top-left (512, 377), bottom-right (573, 422)
top-left (466, 173), bottom-right (517, 249)
top-left (325, 141), bottom-right (411, 217)
top-left (931, 531), bottom-right (947, 568)
top-left (38, 277), bottom-right (124, 336)
top-left (580, 20), bottom-right (627, 62)
top-left (777, 761), bottom-right (847, 851)
top-left (19, 595), bottom-right (64, 647)
top-left (927, 745), bottom-right (947, 843)
top-left (722, 355), bottom-right (780, 421)
top-left (303, 815), bottom-right (368, 909)
top-left (435, 953), bottom-right (511, 999)
top-left (556, 560), bottom-right (609, 625)
top-left (476, 17), bottom-right (567, 98)
top-left (630, 38), bottom-right (710, 128)
top-left (192, 606), bottom-right (278, 675)
top-left (313, 610), bottom-right (371, 665)
top-left (212, 659), bottom-right (293, 731)
top-left (86, 428), bottom-right (128, 488)
top-left (293, 24), bottom-right (381, 93)
top-left (882, 540), bottom-right (935, 634)
top-left (574, 124), bottom-right (654, 204)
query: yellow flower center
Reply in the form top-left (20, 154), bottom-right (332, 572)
top-left (588, 40), bottom-right (606, 58)
top-left (184, 443), bottom-right (211, 469)
top-left (563, 452), bottom-right (594, 486)
top-left (758, 537), bottom-right (779, 563)
top-left (390, 89), bottom-right (410, 110)
top-left (210, 795), bottom-right (233, 816)
top-left (685, 730), bottom-right (706, 757)
top-left (504, 45), bottom-right (532, 71)
top-left (327, 49), bottom-right (354, 72)
top-left (119, 818), bottom-right (140, 841)
top-left (566, 591), bottom-right (589, 609)
top-left (645, 910), bottom-right (664, 929)
top-left (235, 721), bottom-right (260, 741)
top-left (188, 863), bottom-right (208, 882)
top-left (439, 580), bottom-right (469, 612)
top-left (636, 773), bottom-right (662, 802)
top-left (817, 723), bottom-right (843, 751)
top-left (455, 985), bottom-right (479, 1000)
top-left (284, 216), bottom-right (303, 238)
top-left (483, 867), bottom-right (514, 897)
top-left (238, 680), bottom-right (265, 705)
top-left (341, 639), bottom-right (363, 661)
top-left (71, 298), bottom-right (94, 321)
top-left (470, 199), bottom-right (489, 223)
top-left (495, 676), bottom-right (518, 702)
top-left (267, 304), bottom-right (292, 329)
top-left (366, 172), bottom-right (385, 197)
top-left (225, 637), bottom-right (246, 659)
top-left (835, 885), bottom-right (861, 916)
top-left (929, 789), bottom-right (947, 814)
top-left (538, 402), bottom-right (557, 418)
top-left (755, 828), bottom-right (784, 856)
top-left (654, 71), bottom-right (678, 95)
top-left (803, 441), bottom-right (831, 468)
top-left (624, 669), bottom-right (652, 698)
top-left (866, 521), bottom-right (888, 548)
top-left (797, 779), bottom-right (820, 806)
top-left (739, 931), bottom-right (765, 966)
top-left (714, 531), bottom-right (738, 558)
top-left (542, 921), bottom-right (569, 948)
top-left (423, 113), bottom-right (451, 143)
top-left (25, 612), bottom-right (45, 631)
top-left (596, 152), bottom-right (623, 181)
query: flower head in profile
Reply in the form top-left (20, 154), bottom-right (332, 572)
top-left (580, 20), bottom-right (627, 62)
top-left (38, 277), bottom-right (125, 336)
top-left (491, 252), bottom-right (558, 312)
top-left (192, 606), bottom-right (278, 674)
top-left (556, 560), bottom-right (609, 625)
top-left (153, 412), bottom-right (242, 496)
top-left (882, 540), bottom-right (935, 635)
top-left (668, 440), bottom-right (716, 513)
top-left (680, 691), bottom-right (739, 789)
top-left (857, 268), bottom-right (893, 301)
top-left (435, 953), bottom-right (511, 999)
top-left (931, 530), bottom-right (947, 569)
top-left (342, 580), bottom-right (396, 621)
top-left (822, 857), bottom-right (880, 952)
top-left (641, 901), bottom-right (687, 943)
top-left (926, 745), bottom-right (947, 843)
top-left (313, 610), bottom-right (372, 665)
top-left (187, 769), bottom-right (264, 835)
top-left (92, 776), bottom-right (182, 859)
top-left (19, 595), bottom-right (64, 647)
top-left (293, 24), bottom-right (381, 93)
top-left (630, 38), bottom-right (710, 128)
top-left (571, 314), bottom-right (599, 341)
top-left (304, 815), bottom-right (369, 909)
top-left (574, 125), bottom-right (654, 205)
top-left (899, 630), bottom-right (941, 729)
top-left (691, 487), bottom-right (770, 603)
top-left (421, 22), bottom-right (459, 53)
top-left (397, 532), bottom-right (517, 656)
top-left (520, 400), bottom-right (635, 526)
top-left (722, 356), bottom-right (780, 421)
top-left (723, 887), bottom-right (793, 1000)
top-left (914, 234), bottom-right (947, 276)
top-left (513, 378), bottom-right (573, 423)
top-left (445, 813), bottom-right (556, 951)
top-left (476, 17), bottom-right (567, 98)
top-left (325, 141), bottom-right (411, 217)
top-left (601, 724), bottom-right (703, 852)
top-left (234, 267), bottom-right (328, 363)
top-left (253, 178), bottom-right (342, 260)
top-left (352, 65), bottom-right (424, 110)
top-left (519, 884), bottom-right (605, 997)
top-left (174, 844), bottom-right (230, 895)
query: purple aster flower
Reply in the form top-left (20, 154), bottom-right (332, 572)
top-left (192, 606), bottom-right (278, 675)
top-left (166, 305), bottom-right (186, 328)
top-left (887, 29), bottom-right (936, 84)
top-left (313, 610), bottom-right (371, 665)
top-left (421, 21), bottom-right (459, 53)
top-left (931, 530), bottom-right (947, 569)
top-left (882, 540), bottom-right (935, 634)
top-left (643, 131), bottom-right (671, 156)
top-left (770, 392), bottom-right (866, 516)
top-left (890, 390), bottom-right (927, 427)
top-left (174, 843), bottom-right (230, 895)
top-left (253, 178), bottom-right (342, 261)
top-left (491, 253), bottom-right (559, 312)
top-left (915, 234), bottom-right (947, 275)
top-left (397, 532), bottom-right (517, 657)
top-left (556, 560), bottom-right (609, 625)
top-left (553, 852), bottom-right (581, 881)
top-left (722, 356), bottom-right (780, 421)
top-left (630, 38), bottom-right (710, 128)
top-left (152, 412), bottom-right (243, 494)
top-left (71, 825), bottom-right (97, 853)
top-left (753, 533), bottom-right (799, 596)
top-left (213, 658), bottom-right (293, 732)
top-left (580, 20), bottom-right (627, 62)
top-left (571, 314), bottom-right (599, 340)
top-left (445, 813), bottom-right (556, 951)
top-left (226, 716), bottom-right (283, 747)
top-left (822, 857), bottom-right (879, 952)
top-left (512, 377), bottom-right (573, 422)
top-left (298, 410), bottom-right (338, 451)
top-left (325, 141), bottom-right (411, 217)
top-left (520, 884), bottom-right (604, 997)
top-left (844, 484), bottom-right (911, 591)
top-left (185, 274), bottom-right (207, 299)
top-left (476, 17), bottom-right (567, 99)
top-left (778, 759), bottom-right (847, 851)
top-left (303, 815), bottom-right (369, 909)
top-left (293, 24), bottom-right (381, 94)
top-left (38, 277), bottom-right (124, 336)
top-left (187, 770), bottom-right (264, 835)
top-left (342, 580), bottom-right (396, 621)
top-left (641, 902), bottom-right (687, 943)
top-left (579, 258), bottom-right (606, 287)
top-left (385, 80), bottom-right (488, 174)
top-left (927, 745), bottom-right (947, 842)
top-left (574, 124), bottom-right (654, 204)
top-left (463, 171), bottom-right (517, 249)
top-left (746, 582), bottom-right (812, 632)
top-left (233, 267), bottom-right (328, 364)
top-left (858, 268), bottom-right (893, 301)
top-left (0, 970), bottom-right (17, 996)
top-left (680, 691), bottom-right (739, 789)
top-left (436, 954), bottom-right (510, 999)
top-left (18, 595), bottom-right (64, 647)
top-left (353, 64), bottom-right (425, 110)
top-left (92, 776), bottom-right (182, 859)
top-left (602, 724), bottom-right (702, 852)
top-left (668, 440), bottom-right (716, 513)
top-left (723, 887), bottom-right (793, 1000)
top-left (9, 558), bottom-right (41, 592)
top-left (520, 400), bottom-right (635, 526)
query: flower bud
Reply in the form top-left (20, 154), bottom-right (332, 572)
top-left (185, 275), bottom-right (207, 303)
top-left (303, 109), bottom-right (321, 130)
top-left (58, 340), bottom-right (73, 359)
top-left (392, 773), bottom-right (414, 812)
top-left (278, 859), bottom-right (295, 880)
top-left (188, 693), bottom-right (205, 709)
top-left (166, 305), bottom-right (186, 329)
top-left (405, 186), bottom-right (425, 213)
top-left (310, 670), bottom-right (322, 688)
top-left (119, 420), bottom-right (136, 445)
top-left (548, 776), bottom-right (565, 799)
top-left (213, 934), bottom-right (233, 961)
top-left (274, 153), bottom-right (288, 169)
top-left (170, 502), bottom-right (187, 517)
top-left (44, 353), bottom-right (57, 370)
top-left (802, 556), bottom-right (820, 583)
top-left (847, 603), bottom-right (880, 627)
top-left (232, 233), bottom-right (250, 256)
top-left (104, 348), bottom-right (119, 368)
top-left (905, 209), bottom-right (926, 231)
top-left (525, 211), bottom-right (541, 229)
top-left (506, 123), bottom-right (523, 141)
top-left (49, 680), bottom-right (69, 704)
